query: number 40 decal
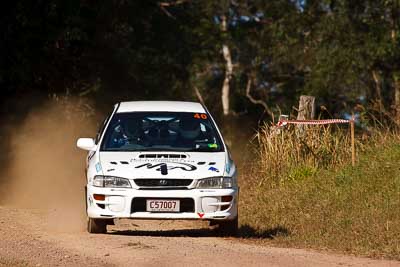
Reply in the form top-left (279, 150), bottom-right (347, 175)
top-left (194, 113), bottom-right (208, 119)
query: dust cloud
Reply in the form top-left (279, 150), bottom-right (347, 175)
top-left (1, 97), bottom-right (99, 232)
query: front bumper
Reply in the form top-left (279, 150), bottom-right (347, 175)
top-left (86, 185), bottom-right (238, 221)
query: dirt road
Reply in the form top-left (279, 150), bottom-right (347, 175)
top-left (0, 206), bottom-right (398, 267)
top-left (0, 103), bottom-right (398, 266)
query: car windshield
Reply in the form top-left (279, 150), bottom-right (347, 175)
top-left (100, 112), bottom-right (224, 152)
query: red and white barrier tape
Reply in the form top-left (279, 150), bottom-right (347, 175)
top-left (277, 119), bottom-right (351, 127)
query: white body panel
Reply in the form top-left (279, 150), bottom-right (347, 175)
top-left (117, 101), bottom-right (205, 113)
top-left (80, 101), bottom-right (238, 222)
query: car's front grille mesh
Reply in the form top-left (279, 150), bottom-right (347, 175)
top-left (134, 179), bottom-right (193, 188)
top-left (131, 198), bottom-right (195, 213)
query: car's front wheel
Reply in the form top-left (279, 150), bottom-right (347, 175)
top-left (87, 218), bottom-right (107, 234)
top-left (214, 216), bottom-right (238, 237)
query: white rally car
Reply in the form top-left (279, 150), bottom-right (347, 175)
top-left (77, 101), bottom-right (238, 235)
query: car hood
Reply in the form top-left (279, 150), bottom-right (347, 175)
top-left (98, 152), bottom-right (227, 179)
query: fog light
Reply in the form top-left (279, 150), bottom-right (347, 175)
top-left (93, 194), bottom-right (105, 201)
top-left (221, 196), bottom-right (232, 210)
top-left (221, 196), bottom-right (233, 202)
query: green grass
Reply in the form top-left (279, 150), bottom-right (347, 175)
top-left (240, 131), bottom-right (400, 260)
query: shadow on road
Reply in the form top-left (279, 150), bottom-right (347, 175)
top-left (109, 228), bottom-right (215, 238)
top-left (238, 224), bottom-right (290, 239)
top-left (109, 224), bottom-right (290, 239)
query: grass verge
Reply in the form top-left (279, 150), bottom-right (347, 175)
top-left (240, 126), bottom-right (400, 260)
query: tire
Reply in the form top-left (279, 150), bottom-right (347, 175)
top-left (215, 216), bottom-right (238, 237)
top-left (87, 218), bottom-right (107, 234)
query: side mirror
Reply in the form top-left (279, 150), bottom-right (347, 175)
top-left (77, 138), bottom-right (96, 151)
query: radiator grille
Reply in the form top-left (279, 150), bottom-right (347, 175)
top-left (134, 179), bottom-right (193, 188)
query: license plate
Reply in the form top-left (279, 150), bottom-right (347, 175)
top-left (146, 199), bottom-right (180, 212)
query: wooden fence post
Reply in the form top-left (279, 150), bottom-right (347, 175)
top-left (296, 95), bottom-right (316, 134)
top-left (297, 95), bottom-right (316, 120)
top-left (350, 117), bottom-right (355, 166)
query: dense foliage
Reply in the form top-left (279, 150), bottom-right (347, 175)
top-left (1, 0), bottom-right (400, 119)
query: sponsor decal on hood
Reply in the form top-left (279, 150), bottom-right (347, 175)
top-left (99, 152), bottom-right (226, 179)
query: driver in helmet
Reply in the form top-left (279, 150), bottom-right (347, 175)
top-left (110, 118), bottom-right (145, 147)
top-left (177, 117), bottom-right (202, 147)
top-left (123, 118), bottom-right (145, 143)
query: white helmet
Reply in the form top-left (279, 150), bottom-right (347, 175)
top-left (179, 118), bottom-right (200, 140)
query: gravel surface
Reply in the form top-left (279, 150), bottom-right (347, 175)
top-left (0, 206), bottom-right (398, 267)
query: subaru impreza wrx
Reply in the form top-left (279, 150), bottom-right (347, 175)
top-left (77, 101), bottom-right (238, 235)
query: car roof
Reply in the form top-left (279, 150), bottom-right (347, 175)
top-left (116, 101), bottom-right (206, 113)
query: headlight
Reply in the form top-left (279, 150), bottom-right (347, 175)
top-left (93, 175), bottom-right (131, 188)
top-left (196, 177), bottom-right (233, 189)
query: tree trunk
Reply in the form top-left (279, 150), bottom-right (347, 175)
top-left (221, 15), bottom-right (232, 116)
top-left (372, 70), bottom-right (383, 112)
top-left (394, 73), bottom-right (400, 125)
top-left (297, 95), bottom-right (316, 120)
top-left (193, 86), bottom-right (205, 106)
top-left (391, 4), bottom-right (400, 125)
